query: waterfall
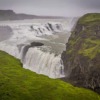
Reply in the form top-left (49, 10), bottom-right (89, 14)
top-left (23, 47), bottom-right (64, 78)
top-left (0, 42), bottom-right (19, 58)
top-left (0, 18), bottom-right (77, 78)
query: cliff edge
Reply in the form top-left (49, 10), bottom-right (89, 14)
top-left (61, 13), bottom-right (100, 93)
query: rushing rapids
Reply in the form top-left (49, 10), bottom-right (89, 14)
top-left (23, 47), bottom-right (64, 78)
top-left (0, 18), bottom-right (77, 78)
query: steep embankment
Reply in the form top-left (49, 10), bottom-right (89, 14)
top-left (61, 13), bottom-right (100, 93)
top-left (0, 50), bottom-right (99, 100)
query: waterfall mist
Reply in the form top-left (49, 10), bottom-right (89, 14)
top-left (0, 18), bottom-right (77, 78)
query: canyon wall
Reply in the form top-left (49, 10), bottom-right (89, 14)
top-left (61, 13), bottom-right (100, 93)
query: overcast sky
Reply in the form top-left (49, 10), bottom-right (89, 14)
top-left (0, 0), bottom-right (100, 17)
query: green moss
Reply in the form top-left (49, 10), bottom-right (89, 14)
top-left (79, 46), bottom-right (99, 59)
top-left (69, 39), bottom-right (76, 45)
top-left (0, 50), bottom-right (100, 100)
top-left (66, 49), bottom-right (73, 54)
top-left (78, 13), bottom-right (100, 25)
top-left (66, 37), bottom-right (81, 54)
top-left (86, 38), bottom-right (100, 45)
top-left (76, 14), bottom-right (100, 59)
top-left (79, 38), bottom-right (100, 59)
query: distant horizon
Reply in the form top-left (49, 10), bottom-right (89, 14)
top-left (0, 0), bottom-right (100, 17)
top-left (0, 9), bottom-right (77, 17)
top-left (0, 9), bottom-right (78, 17)
top-left (1, 9), bottom-right (100, 18)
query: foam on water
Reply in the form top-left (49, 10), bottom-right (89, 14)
top-left (0, 18), bottom-right (77, 78)
top-left (23, 47), bottom-right (64, 78)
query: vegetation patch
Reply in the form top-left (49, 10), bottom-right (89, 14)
top-left (79, 38), bottom-right (100, 59)
top-left (61, 13), bottom-right (100, 94)
top-left (0, 50), bottom-right (100, 100)
top-left (78, 13), bottom-right (100, 25)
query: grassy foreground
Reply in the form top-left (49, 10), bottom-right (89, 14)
top-left (0, 50), bottom-right (100, 100)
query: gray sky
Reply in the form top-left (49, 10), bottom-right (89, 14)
top-left (0, 0), bottom-right (100, 17)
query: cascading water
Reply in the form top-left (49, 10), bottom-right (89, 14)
top-left (0, 18), bottom-right (77, 78)
top-left (23, 47), bottom-right (64, 78)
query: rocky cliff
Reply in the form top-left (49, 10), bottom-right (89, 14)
top-left (61, 13), bottom-right (100, 93)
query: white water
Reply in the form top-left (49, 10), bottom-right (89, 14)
top-left (23, 47), bottom-right (64, 78)
top-left (0, 18), bottom-right (77, 78)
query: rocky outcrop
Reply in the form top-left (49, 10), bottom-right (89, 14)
top-left (18, 42), bottom-right (44, 62)
top-left (61, 13), bottom-right (100, 93)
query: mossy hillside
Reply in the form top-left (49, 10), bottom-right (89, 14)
top-left (0, 50), bottom-right (100, 100)
top-left (67, 36), bottom-right (100, 59)
top-left (67, 13), bottom-right (100, 59)
top-left (79, 38), bottom-right (100, 59)
top-left (78, 13), bottom-right (100, 59)
top-left (61, 13), bottom-right (100, 93)
top-left (78, 13), bottom-right (100, 25)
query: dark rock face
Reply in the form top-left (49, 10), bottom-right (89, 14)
top-left (61, 13), bottom-right (100, 94)
top-left (18, 42), bottom-right (44, 62)
top-left (48, 23), bottom-right (54, 31)
top-left (30, 42), bottom-right (44, 47)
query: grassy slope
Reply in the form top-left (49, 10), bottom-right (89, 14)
top-left (0, 50), bottom-right (100, 100)
top-left (61, 13), bottom-right (100, 93)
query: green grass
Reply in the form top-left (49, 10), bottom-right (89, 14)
top-left (0, 50), bottom-right (100, 100)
